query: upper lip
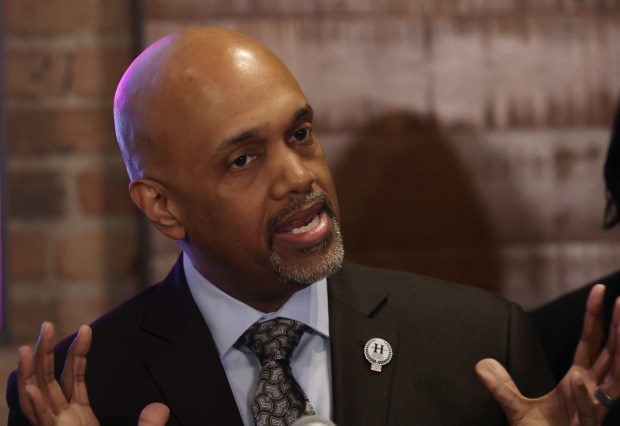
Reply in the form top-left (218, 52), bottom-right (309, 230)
top-left (272, 200), bottom-right (324, 234)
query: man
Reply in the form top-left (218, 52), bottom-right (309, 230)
top-left (7, 27), bottom-right (620, 425)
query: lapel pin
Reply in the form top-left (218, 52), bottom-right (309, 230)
top-left (364, 338), bottom-right (393, 372)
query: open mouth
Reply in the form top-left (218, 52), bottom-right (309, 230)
top-left (273, 201), bottom-right (323, 235)
top-left (267, 193), bottom-right (335, 249)
top-left (291, 214), bottom-right (320, 234)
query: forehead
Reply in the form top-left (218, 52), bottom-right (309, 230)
top-left (149, 60), bottom-right (309, 174)
top-left (123, 32), bottom-right (311, 179)
top-left (159, 53), bottom-right (305, 134)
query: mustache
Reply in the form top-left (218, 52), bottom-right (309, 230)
top-left (267, 191), bottom-right (337, 246)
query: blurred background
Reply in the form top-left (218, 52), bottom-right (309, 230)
top-left (1, 0), bottom-right (619, 418)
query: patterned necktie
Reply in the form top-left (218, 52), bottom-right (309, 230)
top-left (241, 317), bottom-right (316, 426)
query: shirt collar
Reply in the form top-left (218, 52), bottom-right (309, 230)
top-left (183, 252), bottom-right (330, 359)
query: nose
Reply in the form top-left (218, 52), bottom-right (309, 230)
top-left (269, 145), bottom-right (317, 199)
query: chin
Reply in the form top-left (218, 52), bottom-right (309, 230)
top-left (270, 235), bottom-right (345, 285)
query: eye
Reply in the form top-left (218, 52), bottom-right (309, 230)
top-left (230, 154), bottom-right (257, 170)
top-left (290, 126), bottom-right (313, 144)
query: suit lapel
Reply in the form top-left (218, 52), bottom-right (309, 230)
top-left (135, 258), bottom-right (396, 425)
top-left (140, 257), bottom-right (244, 425)
top-left (328, 262), bottom-right (399, 426)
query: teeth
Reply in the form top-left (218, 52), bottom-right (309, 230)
top-left (290, 214), bottom-right (319, 234)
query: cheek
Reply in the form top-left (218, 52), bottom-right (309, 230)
top-left (314, 165), bottom-right (339, 205)
top-left (212, 192), bottom-right (271, 238)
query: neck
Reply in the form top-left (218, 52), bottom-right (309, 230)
top-left (216, 279), bottom-right (308, 313)
top-left (189, 256), bottom-right (308, 313)
top-left (239, 290), bottom-right (297, 313)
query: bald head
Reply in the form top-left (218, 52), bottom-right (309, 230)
top-left (113, 27), bottom-right (302, 180)
top-left (114, 27), bottom-right (342, 300)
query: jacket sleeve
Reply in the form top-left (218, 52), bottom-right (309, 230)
top-left (7, 369), bottom-right (32, 426)
top-left (506, 301), bottom-right (556, 398)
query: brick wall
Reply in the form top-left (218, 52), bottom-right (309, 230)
top-left (1, 0), bottom-right (620, 419)
top-left (0, 0), bottom-right (143, 417)
top-left (143, 0), bottom-right (620, 307)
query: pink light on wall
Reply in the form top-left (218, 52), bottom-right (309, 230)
top-left (0, 0), bottom-right (7, 339)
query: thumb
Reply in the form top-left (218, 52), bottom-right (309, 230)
top-left (476, 358), bottom-right (527, 423)
top-left (138, 403), bottom-right (170, 426)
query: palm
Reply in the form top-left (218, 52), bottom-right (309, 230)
top-left (51, 405), bottom-right (100, 426)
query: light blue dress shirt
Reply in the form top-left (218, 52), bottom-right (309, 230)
top-left (183, 253), bottom-right (333, 425)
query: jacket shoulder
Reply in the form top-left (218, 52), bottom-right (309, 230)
top-left (335, 261), bottom-right (511, 313)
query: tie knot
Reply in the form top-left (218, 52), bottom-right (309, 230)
top-left (242, 318), bottom-right (306, 364)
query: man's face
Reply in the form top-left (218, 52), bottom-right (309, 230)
top-left (154, 55), bottom-right (343, 293)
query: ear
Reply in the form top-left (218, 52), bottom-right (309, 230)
top-left (129, 179), bottom-right (186, 241)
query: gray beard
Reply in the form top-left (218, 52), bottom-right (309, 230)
top-left (269, 217), bottom-right (344, 285)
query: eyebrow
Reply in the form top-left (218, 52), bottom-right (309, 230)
top-left (294, 104), bottom-right (313, 123)
top-left (217, 104), bottom-right (314, 152)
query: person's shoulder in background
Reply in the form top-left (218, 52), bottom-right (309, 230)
top-left (529, 270), bottom-right (620, 382)
top-left (528, 270), bottom-right (620, 426)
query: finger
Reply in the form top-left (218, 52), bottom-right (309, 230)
top-left (17, 345), bottom-right (38, 424)
top-left (33, 322), bottom-right (55, 389)
top-left (570, 371), bottom-right (599, 426)
top-left (610, 316), bottom-right (620, 383)
top-left (61, 325), bottom-right (93, 405)
top-left (33, 322), bottom-right (69, 414)
top-left (138, 403), bottom-right (170, 426)
top-left (25, 384), bottom-right (57, 426)
top-left (475, 359), bottom-right (527, 423)
top-left (574, 284), bottom-right (605, 369)
top-left (590, 297), bottom-right (620, 383)
top-left (606, 298), bottom-right (620, 368)
top-left (596, 318), bottom-right (620, 419)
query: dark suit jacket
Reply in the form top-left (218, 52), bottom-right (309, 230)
top-left (529, 271), bottom-right (620, 426)
top-left (7, 259), bottom-right (553, 425)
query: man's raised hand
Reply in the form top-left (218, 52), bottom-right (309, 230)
top-left (16, 322), bottom-right (170, 426)
top-left (477, 284), bottom-right (620, 425)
